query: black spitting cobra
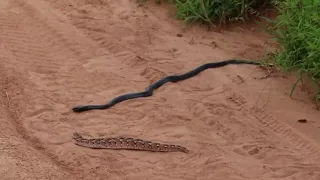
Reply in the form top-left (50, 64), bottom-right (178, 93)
top-left (72, 59), bottom-right (271, 113)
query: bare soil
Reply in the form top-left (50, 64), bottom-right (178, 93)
top-left (0, 0), bottom-right (320, 180)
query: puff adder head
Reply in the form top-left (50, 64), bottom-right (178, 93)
top-left (72, 132), bottom-right (83, 140)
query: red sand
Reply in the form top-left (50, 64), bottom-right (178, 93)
top-left (0, 0), bottom-right (319, 179)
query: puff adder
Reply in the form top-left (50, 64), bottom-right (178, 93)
top-left (72, 132), bottom-right (189, 153)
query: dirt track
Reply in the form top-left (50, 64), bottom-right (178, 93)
top-left (1, 0), bottom-right (320, 179)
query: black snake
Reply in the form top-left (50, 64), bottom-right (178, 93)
top-left (72, 59), bottom-right (270, 113)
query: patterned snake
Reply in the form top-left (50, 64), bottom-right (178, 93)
top-left (73, 132), bottom-right (189, 153)
top-left (72, 59), bottom-right (270, 113)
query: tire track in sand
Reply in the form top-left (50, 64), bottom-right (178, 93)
top-left (224, 91), bottom-right (320, 179)
top-left (0, 0), bottom-right (110, 176)
top-left (1, 1), bottom-right (156, 179)
top-left (184, 83), bottom-right (320, 179)
top-left (0, 59), bottom-right (77, 179)
top-left (226, 91), bottom-right (320, 156)
top-left (0, 3), bottom-right (94, 177)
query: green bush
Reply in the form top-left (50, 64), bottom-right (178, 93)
top-left (264, 0), bottom-right (320, 101)
top-left (174, 0), bottom-right (237, 25)
top-left (173, 0), bottom-right (271, 25)
top-left (138, 0), bottom-right (271, 25)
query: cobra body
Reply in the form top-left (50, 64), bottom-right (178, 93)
top-left (72, 59), bottom-right (268, 112)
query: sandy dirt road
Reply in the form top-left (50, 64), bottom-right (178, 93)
top-left (0, 0), bottom-right (320, 179)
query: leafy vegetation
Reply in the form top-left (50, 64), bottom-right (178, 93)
top-left (264, 0), bottom-right (320, 101)
top-left (140, 0), bottom-right (270, 25)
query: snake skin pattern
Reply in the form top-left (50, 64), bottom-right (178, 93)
top-left (72, 132), bottom-right (189, 153)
